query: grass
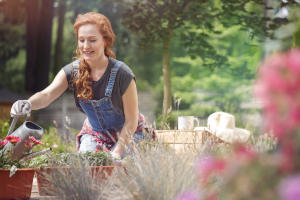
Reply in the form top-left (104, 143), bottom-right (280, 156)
top-left (35, 129), bottom-right (278, 200)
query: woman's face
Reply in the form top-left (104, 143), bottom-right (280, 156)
top-left (78, 23), bottom-right (106, 63)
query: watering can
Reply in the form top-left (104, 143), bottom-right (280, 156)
top-left (1, 114), bottom-right (44, 160)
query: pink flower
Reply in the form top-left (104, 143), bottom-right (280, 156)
top-left (5, 136), bottom-right (20, 144)
top-left (0, 139), bottom-right (8, 147)
top-left (24, 141), bottom-right (33, 148)
top-left (175, 190), bottom-right (201, 200)
top-left (233, 144), bottom-right (256, 162)
top-left (196, 155), bottom-right (226, 183)
top-left (255, 49), bottom-right (300, 139)
top-left (278, 138), bottom-right (296, 173)
top-left (278, 175), bottom-right (300, 200)
top-left (29, 136), bottom-right (43, 145)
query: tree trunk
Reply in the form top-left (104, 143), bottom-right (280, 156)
top-left (25, 0), bottom-right (39, 92)
top-left (263, 0), bottom-right (273, 57)
top-left (53, 0), bottom-right (66, 76)
top-left (162, 31), bottom-right (172, 117)
top-left (34, 0), bottom-right (54, 92)
top-left (264, 0), bottom-right (272, 30)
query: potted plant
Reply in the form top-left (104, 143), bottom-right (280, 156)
top-left (31, 151), bottom-right (113, 196)
top-left (0, 135), bottom-right (43, 200)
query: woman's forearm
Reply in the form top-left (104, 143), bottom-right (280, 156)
top-left (28, 91), bottom-right (52, 110)
top-left (28, 69), bottom-right (68, 110)
top-left (113, 120), bottom-right (138, 155)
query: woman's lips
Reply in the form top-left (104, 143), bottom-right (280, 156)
top-left (83, 51), bottom-right (94, 56)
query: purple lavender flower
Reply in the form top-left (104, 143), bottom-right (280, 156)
top-left (278, 175), bottom-right (300, 200)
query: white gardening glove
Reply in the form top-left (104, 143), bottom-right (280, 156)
top-left (10, 100), bottom-right (32, 117)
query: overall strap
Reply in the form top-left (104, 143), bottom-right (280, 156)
top-left (72, 60), bottom-right (80, 75)
top-left (72, 59), bottom-right (80, 69)
top-left (105, 61), bottom-right (123, 97)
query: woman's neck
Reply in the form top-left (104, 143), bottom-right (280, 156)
top-left (86, 55), bottom-right (109, 70)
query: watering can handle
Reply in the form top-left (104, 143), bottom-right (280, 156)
top-left (7, 113), bottom-right (31, 136)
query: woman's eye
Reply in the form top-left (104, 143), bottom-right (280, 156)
top-left (90, 40), bottom-right (96, 43)
top-left (79, 40), bottom-right (84, 43)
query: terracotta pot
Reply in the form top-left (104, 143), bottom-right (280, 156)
top-left (0, 168), bottom-right (34, 200)
top-left (35, 166), bottom-right (114, 196)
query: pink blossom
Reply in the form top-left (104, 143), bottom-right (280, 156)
top-left (25, 141), bottom-right (33, 148)
top-left (196, 155), bottom-right (226, 183)
top-left (278, 139), bottom-right (296, 173)
top-left (29, 136), bottom-right (43, 145)
top-left (0, 139), bottom-right (8, 147)
top-left (5, 135), bottom-right (20, 144)
top-left (286, 49), bottom-right (300, 74)
top-left (233, 144), bottom-right (256, 162)
top-left (255, 49), bottom-right (300, 139)
top-left (278, 175), bottom-right (300, 200)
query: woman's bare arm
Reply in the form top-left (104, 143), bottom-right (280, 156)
top-left (111, 79), bottom-right (139, 157)
top-left (29, 69), bottom-right (68, 110)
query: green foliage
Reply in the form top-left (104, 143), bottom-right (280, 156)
top-left (293, 20), bottom-right (300, 47)
top-left (29, 151), bottom-right (112, 168)
top-left (1, 50), bottom-right (26, 93)
top-left (0, 121), bottom-right (10, 139)
top-left (33, 125), bottom-right (76, 153)
top-left (264, 3), bottom-right (300, 54)
top-left (153, 23), bottom-right (263, 128)
top-left (0, 24), bottom-right (25, 63)
top-left (0, 0), bottom-right (26, 65)
top-left (0, 116), bottom-right (27, 139)
top-left (0, 152), bottom-right (30, 169)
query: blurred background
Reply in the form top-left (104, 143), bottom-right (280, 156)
top-left (0, 0), bottom-right (299, 140)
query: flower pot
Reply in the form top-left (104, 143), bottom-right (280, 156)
top-left (90, 166), bottom-right (114, 180)
top-left (0, 168), bottom-right (34, 200)
top-left (35, 166), bottom-right (114, 196)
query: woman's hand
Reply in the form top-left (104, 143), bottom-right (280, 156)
top-left (110, 151), bottom-right (121, 160)
top-left (110, 151), bottom-right (122, 166)
top-left (10, 100), bottom-right (32, 117)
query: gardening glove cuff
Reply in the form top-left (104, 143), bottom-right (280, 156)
top-left (10, 100), bottom-right (32, 117)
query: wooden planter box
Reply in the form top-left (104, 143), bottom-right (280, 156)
top-left (35, 166), bottom-right (114, 196)
top-left (0, 168), bottom-right (35, 200)
top-left (156, 130), bottom-right (225, 152)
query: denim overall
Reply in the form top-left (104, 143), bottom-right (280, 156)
top-left (74, 60), bottom-right (145, 154)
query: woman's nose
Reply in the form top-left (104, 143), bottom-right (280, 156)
top-left (83, 41), bottom-right (90, 48)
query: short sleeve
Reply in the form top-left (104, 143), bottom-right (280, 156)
top-left (63, 62), bottom-right (74, 89)
top-left (117, 64), bottom-right (135, 96)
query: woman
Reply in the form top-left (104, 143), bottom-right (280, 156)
top-left (10, 12), bottom-right (147, 160)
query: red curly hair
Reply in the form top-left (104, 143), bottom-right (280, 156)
top-left (73, 12), bottom-right (116, 100)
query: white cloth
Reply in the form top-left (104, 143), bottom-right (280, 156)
top-left (194, 112), bottom-right (251, 143)
top-left (10, 100), bottom-right (32, 117)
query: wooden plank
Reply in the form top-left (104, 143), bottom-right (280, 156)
top-left (30, 176), bottom-right (57, 200)
top-left (155, 130), bottom-right (224, 144)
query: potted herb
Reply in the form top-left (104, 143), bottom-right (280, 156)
top-left (31, 151), bottom-right (113, 196)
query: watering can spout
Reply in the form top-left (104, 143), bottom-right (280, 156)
top-left (2, 115), bottom-right (44, 160)
top-left (21, 147), bottom-right (52, 161)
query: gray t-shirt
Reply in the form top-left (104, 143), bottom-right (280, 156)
top-left (63, 57), bottom-right (135, 115)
